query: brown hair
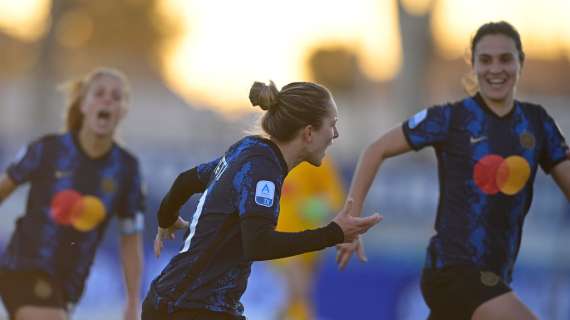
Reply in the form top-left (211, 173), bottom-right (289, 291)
top-left (471, 21), bottom-right (525, 65)
top-left (249, 81), bottom-right (333, 142)
top-left (60, 67), bottom-right (130, 133)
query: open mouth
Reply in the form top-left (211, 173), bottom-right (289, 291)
top-left (97, 110), bottom-right (111, 120)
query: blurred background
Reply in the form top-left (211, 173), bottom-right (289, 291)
top-left (0, 0), bottom-right (568, 319)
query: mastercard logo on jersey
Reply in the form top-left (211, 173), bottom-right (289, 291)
top-left (473, 155), bottom-right (530, 195)
top-left (50, 190), bottom-right (107, 232)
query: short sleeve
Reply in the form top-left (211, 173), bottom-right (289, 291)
top-left (402, 104), bottom-right (452, 151)
top-left (117, 160), bottom-right (146, 235)
top-left (233, 156), bottom-right (282, 222)
top-left (538, 107), bottom-right (569, 173)
top-left (6, 138), bottom-right (44, 184)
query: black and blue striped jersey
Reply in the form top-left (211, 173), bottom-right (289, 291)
top-left (148, 135), bottom-right (343, 317)
top-left (0, 132), bottom-right (145, 302)
top-left (403, 93), bottom-right (568, 283)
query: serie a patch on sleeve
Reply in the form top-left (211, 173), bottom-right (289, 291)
top-left (408, 109), bottom-right (427, 129)
top-left (255, 180), bottom-right (275, 207)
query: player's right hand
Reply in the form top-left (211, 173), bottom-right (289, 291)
top-left (154, 216), bottom-right (189, 257)
top-left (332, 198), bottom-right (382, 244)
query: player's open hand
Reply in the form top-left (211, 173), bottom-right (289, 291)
top-left (332, 198), bottom-right (382, 243)
top-left (154, 216), bottom-right (189, 257)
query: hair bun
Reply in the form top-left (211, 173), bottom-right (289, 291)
top-left (249, 80), bottom-right (279, 111)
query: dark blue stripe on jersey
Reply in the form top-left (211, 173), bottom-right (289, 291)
top-left (234, 162), bottom-right (253, 216)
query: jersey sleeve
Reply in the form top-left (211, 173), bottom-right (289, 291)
top-left (233, 155), bottom-right (282, 223)
top-left (117, 159), bottom-right (146, 235)
top-left (538, 107), bottom-right (569, 173)
top-left (196, 156), bottom-right (222, 185)
top-left (6, 138), bottom-right (44, 184)
top-left (402, 104), bottom-right (452, 151)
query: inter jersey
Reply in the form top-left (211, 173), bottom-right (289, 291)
top-left (403, 93), bottom-right (568, 282)
top-left (149, 135), bottom-right (288, 316)
top-left (0, 133), bottom-right (145, 302)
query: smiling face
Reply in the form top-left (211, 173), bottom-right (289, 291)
top-left (473, 34), bottom-right (522, 108)
top-left (80, 74), bottom-right (128, 137)
top-left (303, 98), bottom-right (339, 166)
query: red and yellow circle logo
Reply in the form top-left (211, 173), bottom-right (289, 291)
top-left (50, 190), bottom-right (107, 232)
top-left (473, 155), bottom-right (530, 195)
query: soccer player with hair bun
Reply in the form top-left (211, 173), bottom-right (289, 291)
top-left (143, 80), bottom-right (381, 320)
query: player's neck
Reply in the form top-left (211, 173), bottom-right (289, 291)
top-left (78, 127), bottom-right (114, 159)
top-left (480, 93), bottom-right (515, 117)
top-left (270, 137), bottom-right (303, 172)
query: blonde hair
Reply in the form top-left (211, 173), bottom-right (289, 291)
top-left (249, 81), bottom-right (333, 142)
top-left (60, 67), bottom-right (130, 133)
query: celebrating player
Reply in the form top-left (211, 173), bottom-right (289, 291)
top-left (143, 80), bottom-right (381, 320)
top-left (337, 21), bottom-right (570, 320)
top-left (0, 68), bottom-right (145, 320)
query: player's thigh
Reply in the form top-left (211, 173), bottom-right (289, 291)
top-left (471, 292), bottom-right (538, 320)
top-left (15, 306), bottom-right (67, 320)
top-left (0, 270), bottom-right (68, 320)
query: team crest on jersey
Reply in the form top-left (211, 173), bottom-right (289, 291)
top-left (519, 131), bottom-right (535, 150)
top-left (101, 177), bottom-right (116, 194)
top-left (408, 109), bottom-right (427, 129)
top-left (255, 180), bottom-right (275, 207)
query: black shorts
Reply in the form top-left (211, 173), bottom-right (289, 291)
top-left (142, 289), bottom-right (245, 320)
top-left (0, 269), bottom-right (69, 319)
top-left (420, 266), bottom-right (512, 320)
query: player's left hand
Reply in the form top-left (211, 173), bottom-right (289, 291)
top-left (154, 216), bottom-right (189, 257)
top-left (336, 235), bottom-right (367, 270)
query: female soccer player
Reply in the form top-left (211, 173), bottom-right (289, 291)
top-left (0, 68), bottom-right (145, 320)
top-left (143, 81), bottom-right (381, 320)
top-left (337, 21), bottom-right (570, 320)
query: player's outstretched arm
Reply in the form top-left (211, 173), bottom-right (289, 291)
top-left (240, 199), bottom-right (381, 261)
top-left (347, 126), bottom-right (412, 218)
top-left (336, 126), bottom-right (411, 270)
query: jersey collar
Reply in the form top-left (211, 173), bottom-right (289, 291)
top-left (70, 131), bottom-right (115, 161)
top-left (473, 92), bottom-right (518, 120)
